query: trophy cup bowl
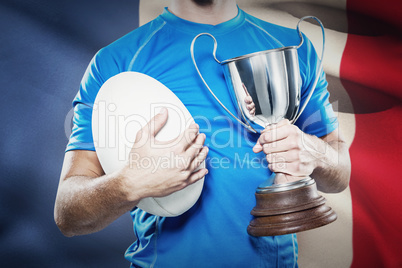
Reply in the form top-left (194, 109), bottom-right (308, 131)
top-left (191, 16), bottom-right (337, 236)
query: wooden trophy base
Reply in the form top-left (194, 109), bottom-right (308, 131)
top-left (247, 178), bottom-right (337, 237)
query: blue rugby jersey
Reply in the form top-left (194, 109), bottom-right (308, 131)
top-left (67, 7), bottom-right (337, 268)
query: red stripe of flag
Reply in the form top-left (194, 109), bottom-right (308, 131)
top-left (341, 0), bottom-right (402, 267)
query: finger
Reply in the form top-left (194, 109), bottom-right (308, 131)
top-left (244, 95), bottom-right (253, 104)
top-left (189, 146), bottom-right (208, 171)
top-left (246, 103), bottom-right (255, 110)
top-left (253, 128), bottom-right (289, 153)
top-left (186, 167), bottom-right (209, 185)
top-left (253, 140), bottom-right (263, 153)
top-left (242, 83), bottom-right (250, 96)
top-left (142, 107), bottom-right (169, 138)
top-left (261, 138), bottom-right (299, 155)
top-left (248, 107), bottom-right (255, 116)
top-left (265, 150), bottom-right (300, 164)
top-left (258, 124), bottom-right (294, 145)
top-left (153, 123), bottom-right (201, 151)
top-left (186, 133), bottom-right (206, 159)
top-left (258, 126), bottom-right (301, 153)
top-left (177, 123), bottom-right (200, 150)
top-left (253, 121), bottom-right (292, 152)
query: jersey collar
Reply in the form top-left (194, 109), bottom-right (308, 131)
top-left (159, 6), bottom-right (245, 35)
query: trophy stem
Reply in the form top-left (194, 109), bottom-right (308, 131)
top-left (247, 176), bottom-right (337, 237)
top-left (256, 172), bottom-right (277, 189)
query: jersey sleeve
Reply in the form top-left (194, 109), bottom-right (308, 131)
top-left (294, 34), bottom-right (338, 137)
top-left (65, 48), bottom-right (118, 152)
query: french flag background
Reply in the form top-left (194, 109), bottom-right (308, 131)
top-left (0, 0), bottom-right (400, 267)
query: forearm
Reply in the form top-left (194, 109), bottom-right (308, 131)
top-left (308, 135), bottom-right (351, 193)
top-left (54, 171), bottom-right (138, 237)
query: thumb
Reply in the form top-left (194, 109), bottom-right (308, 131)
top-left (147, 107), bottom-right (168, 137)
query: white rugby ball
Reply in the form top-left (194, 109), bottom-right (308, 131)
top-left (92, 71), bottom-right (205, 217)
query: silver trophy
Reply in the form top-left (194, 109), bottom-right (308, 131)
top-left (191, 16), bottom-right (336, 236)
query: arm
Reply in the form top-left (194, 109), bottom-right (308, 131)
top-left (309, 128), bottom-right (351, 193)
top-left (253, 119), bottom-right (351, 193)
top-left (54, 150), bottom-right (133, 237)
top-left (54, 109), bottom-right (208, 236)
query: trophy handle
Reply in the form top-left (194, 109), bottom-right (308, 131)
top-left (291, 16), bottom-right (326, 124)
top-left (190, 33), bottom-right (256, 132)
